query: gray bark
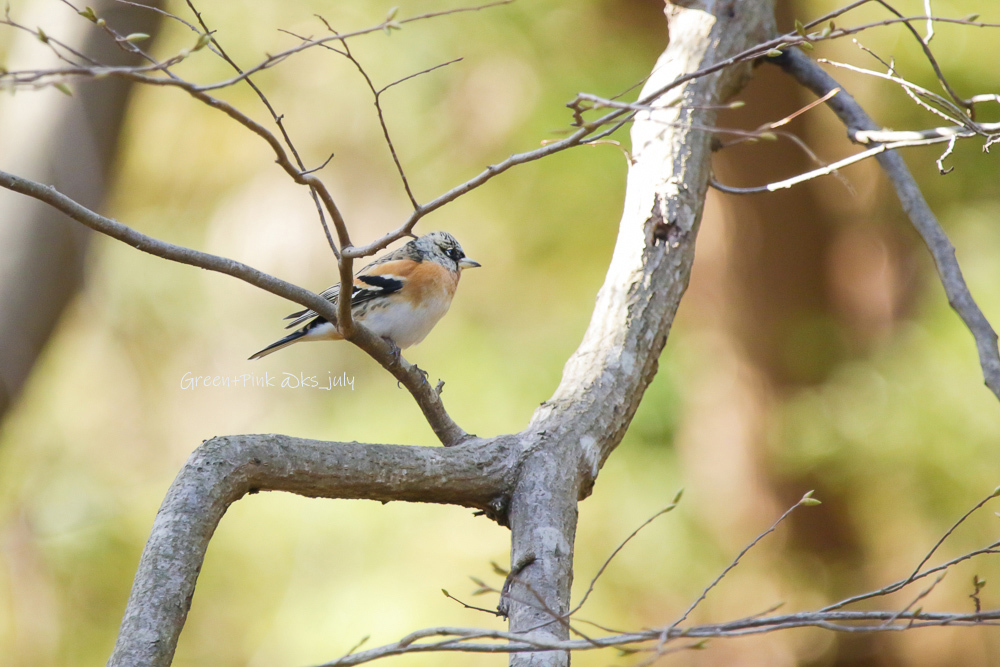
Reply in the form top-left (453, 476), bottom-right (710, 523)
top-left (505, 2), bottom-right (776, 664)
top-left (104, 1), bottom-right (776, 665)
top-left (0, 0), bottom-right (780, 664)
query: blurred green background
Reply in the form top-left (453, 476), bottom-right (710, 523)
top-left (1, 0), bottom-right (999, 665)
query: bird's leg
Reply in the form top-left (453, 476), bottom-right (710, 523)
top-left (381, 336), bottom-right (402, 364)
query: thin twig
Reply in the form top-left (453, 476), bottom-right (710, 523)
top-left (183, 0), bottom-right (343, 260)
top-left (670, 492), bottom-right (819, 630)
top-left (568, 494), bottom-right (682, 617)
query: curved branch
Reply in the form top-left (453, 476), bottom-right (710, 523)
top-left (108, 433), bottom-right (517, 667)
top-left (0, 170), bottom-right (469, 445)
top-left (772, 48), bottom-right (1000, 402)
top-left (498, 3), bottom-right (778, 666)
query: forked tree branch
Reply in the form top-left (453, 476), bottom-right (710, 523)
top-left (772, 48), bottom-right (1000, 401)
top-left (3, 1), bottom-right (998, 666)
top-left (108, 434), bottom-right (518, 667)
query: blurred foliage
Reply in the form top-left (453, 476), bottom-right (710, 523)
top-left (1, 0), bottom-right (999, 665)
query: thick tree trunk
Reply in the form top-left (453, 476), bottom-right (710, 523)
top-left (504, 2), bottom-right (776, 664)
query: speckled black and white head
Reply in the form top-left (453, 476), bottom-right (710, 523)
top-left (405, 231), bottom-right (481, 271)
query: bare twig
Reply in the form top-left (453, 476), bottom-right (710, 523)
top-left (568, 492), bottom-right (683, 617)
top-left (819, 58), bottom-right (974, 131)
top-left (824, 487), bottom-right (1000, 611)
top-left (710, 132), bottom-right (961, 194)
top-left (879, 573), bottom-right (946, 628)
top-left (186, 1), bottom-right (513, 93)
top-left (868, 0), bottom-right (970, 113)
top-left (670, 491), bottom-right (820, 631)
top-left (183, 0), bottom-right (343, 260)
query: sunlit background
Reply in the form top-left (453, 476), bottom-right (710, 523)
top-left (1, 0), bottom-right (1000, 665)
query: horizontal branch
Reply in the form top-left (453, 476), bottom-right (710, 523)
top-left (315, 608), bottom-right (1000, 666)
top-left (109, 433), bottom-right (517, 667)
top-left (0, 170), bottom-right (333, 316)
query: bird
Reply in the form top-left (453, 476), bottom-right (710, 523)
top-left (249, 231), bottom-right (480, 360)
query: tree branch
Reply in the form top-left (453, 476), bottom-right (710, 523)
top-left (108, 433), bottom-right (517, 667)
top-left (772, 48), bottom-right (1000, 401)
top-left (0, 170), bottom-right (469, 445)
top-left (497, 3), bottom-right (778, 665)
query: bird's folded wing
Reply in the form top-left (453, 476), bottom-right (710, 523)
top-left (282, 260), bottom-right (410, 329)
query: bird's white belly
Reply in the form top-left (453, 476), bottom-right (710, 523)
top-left (361, 300), bottom-right (450, 348)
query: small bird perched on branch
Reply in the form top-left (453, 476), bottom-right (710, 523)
top-left (249, 231), bottom-right (480, 360)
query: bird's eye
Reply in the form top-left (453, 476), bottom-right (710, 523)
top-left (447, 247), bottom-right (463, 261)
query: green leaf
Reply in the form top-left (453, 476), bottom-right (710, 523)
top-left (54, 82), bottom-right (72, 96)
top-left (385, 6), bottom-right (399, 21)
top-left (766, 49), bottom-right (784, 58)
top-left (78, 6), bottom-right (98, 22)
top-left (801, 498), bottom-right (822, 506)
top-left (124, 32), bottom-right (150, 43)
top-left (37, 27), bottom-right (48, 43)
top-left (673, 488), bottom-right (685, 504)
top-left (194, 33), bottom-right (212, 51)
top-left (794, 19), bottom-right (806, 37)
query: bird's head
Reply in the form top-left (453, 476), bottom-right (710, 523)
top-left (416, 231), bottom-right (481, 270)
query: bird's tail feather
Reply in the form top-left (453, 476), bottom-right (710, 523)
top-left (248, 330), bottom-right (307, 360)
